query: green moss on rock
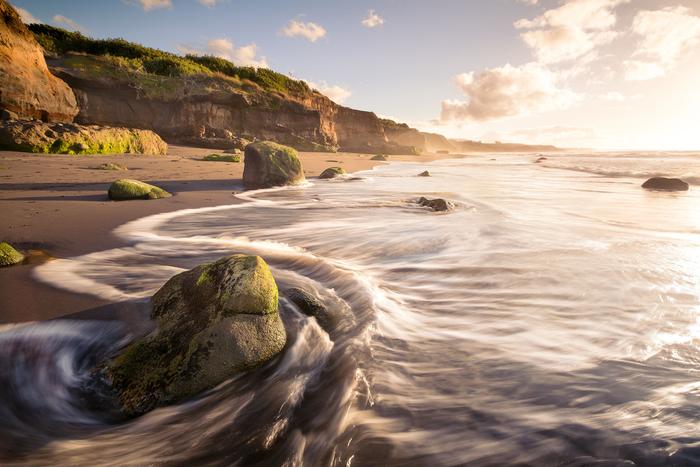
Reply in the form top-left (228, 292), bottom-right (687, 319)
top-left (319, 167), bottom-right (346, 179)
top-left (371, 154), bottom-right (388, 161)
top-left (108, 179), bottom-right (171, 201)
top-left (108, 254), bottom-right (285, 417)
top-left (202, 153), bottom-right (240, 163)
top-left (242, 141), bottom-right (305, 189)
top-left (0, 242), bottom-right (24, 267)
top-left (96, 163), bottom-right (128, 171)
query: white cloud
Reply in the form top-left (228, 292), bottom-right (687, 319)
top-left (197, 0), bottom-right (218, 6)
top-left (280, 20), bottom-right (326, 42)
top-left (52, 14), bottom-right (86, 33)
top-left (305, 80), bottom-right (352, 104)
top-left (517, 0), bottom-right (539, 5)
top-left (179, 38), bottom-right (268, 68)
top-left (362, 10), bottom-right (384, 28)
top-left (128, 0), bottom-right (172, 12)
top-left (515, 0), bottom-right (629, 63)
top-left (440, 62), bottom-right (580, 122)
top-left (624, 6), bottom-right (700, 81)
top-left (599, 91), bottom-right (625, 102)
top-left (11, 4), bottom-right (41, 24)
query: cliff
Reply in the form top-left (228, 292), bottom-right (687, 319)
top-left (0, 0), bottom-right (78, 122)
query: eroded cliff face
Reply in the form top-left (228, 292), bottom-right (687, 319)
top-left (0, 0), bottom-right (78, 122)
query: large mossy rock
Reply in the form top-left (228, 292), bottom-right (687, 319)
top-left (108, 255), bottom-right (286, 417)
top-left (642, 177), bottom-right (689, 192)
top-left (108, 179), bottom-right (171, 201)
top-left (319, 167), bottom-right (346, 179)
top-left (0, 120), bottom-right (167, 155)
top-left (243, 141), bottom-right (305, 189)
top-left (0, 242), bottom-right (24, 267)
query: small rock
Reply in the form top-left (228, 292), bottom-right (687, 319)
top-left (108, 179), bottom-right (171, 200)
top-left (0, 242), bottom-right (24, 267)
top-left (97, 163), bottom-right (128, 171)
top-left (417, 170), bottom-right (430, 177)
top-left (285, 287), bottom-right (339, 333)
top-left (319, 167), bottom-right (346, 179)
top-left (535, 157), bottom-right (547, 163)
top-left (416, 196), bottom-right (455, 212)
top-left (642, 177), bottom-right (689, 191)
top-left (202, 153), bottom-right (240, 163)
top-left (371, 154), bottom-right (388, 161)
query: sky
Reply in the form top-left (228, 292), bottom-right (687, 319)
top-left (10, 0), bottom-right (700, 150)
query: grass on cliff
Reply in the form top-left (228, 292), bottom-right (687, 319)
top-left (29, 24), bottom-right (311, 97)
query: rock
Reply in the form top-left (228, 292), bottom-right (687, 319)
top-left (0, 109), bottom-right (18, 121)
top-left (96, 163), bottom-right (128, 171)
top-left (108, 179), bottom-right (171, 201)
top-left (319, 167), bottom-right (346, 179)
top-left (202, 153), bottom-right (240, 163)
top-left (0, 119), bottom-right (168, 155)
top-left (535, 156), bottom-right (547, 163)
top-left (243, 141), bottom-right (305, 189)
top-left (108, 255), bottom-right (286, 417)
top-left (285, 287), bottom-right (338, 333)
top-left (223, 148), bottom-right (244, 155)
top-left (0, 1), bottom-right (78, 121)
top-left (227, 136), bottom-right (251, 151)
top-left (642, 177), bottom-right (689, 192)
top-left (0, 242), bottom-right (24, 267)
top-left (417, 170), bottom-right (430, 177)
top-left (416, 196), bottom-right (455, 212)
top-left (371, 154), bottom-right (388, 161)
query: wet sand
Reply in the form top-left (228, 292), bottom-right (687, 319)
top-left (0, 145), bottom-right (447, 322)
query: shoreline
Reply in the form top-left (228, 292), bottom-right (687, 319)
top-left (0, 145), bottom-right (449, 323)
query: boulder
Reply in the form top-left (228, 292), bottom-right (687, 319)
top-left (0, 1), bottom-right (78, 121)
top-left (535, 157), bottom-right (547, 163)
top-left (108, 255), bottom-right (286, 416)
top-left (371, 154), bottom-right (388, 161)
top-left (417, 196), bottom-right (455, 212)
top-left (0, 120), bottom-right (167, 155)
top-left (108, 179), bottom-right (171, 201)
top-left (285, 287), bottom-right (339, 333)
top-left (319, 167), bottom-right (346, 179)
top-left (202, 153), bottom-right (240, 163)
top-left (243, 141), bottom-right (305, 189)
top-left (0, 242), bottom-right (24, 267)
top-left (642, 177), bottom-right (689, 192)
top-left (417, 170), bottom-right (430, 177)
top-left (96, 163), bottom-right (128, 171)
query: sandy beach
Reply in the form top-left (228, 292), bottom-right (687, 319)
top-left (0, 145), bottom-right (447, 323)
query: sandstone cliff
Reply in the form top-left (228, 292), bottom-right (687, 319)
top-left (0, 0), bottom-right (78, 122)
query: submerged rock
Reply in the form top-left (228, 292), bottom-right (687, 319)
top-left (202, 153), bottom-right (240, 163)
top-left (243, 141), bottom-right (305, 189)
top-left (535, 157), bottom-right (547, 163)
top-left (96, 163), bottom-right (128, 171)
top-left (0, 242), bottom-right (24, 267)
top-left (0, 120), bottom-right (167, 155)
top-left (642, 177), bottom-right (689, 192)
top-left (416, 196), bottom-right (455, 212)
top-left (108, 255), bottom-right (286, 417)
top-left (417, 170), bottom-right (430, 177)
top-left (108, 179), bottom-right (171, 200)
top-left (319, 167), bottom-right (346, 179)
top-left (371, 154), bottom-right (388, 161)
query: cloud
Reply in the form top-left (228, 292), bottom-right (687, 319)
top-left (52, 14), bottom-right (86, 33)
top-left (517, 0), bottom-right (539, 5)
top-left (509, 126), bottom-right (596, 144)
top-left (599, 91), bottom-right (625, 102)
top-left (624, 6), bottom-right (700, 81)
top-left (128, 0), bottom-right (172, 12)
top-left (280, 20), bottom-right (326, 42)
top-left (361, 10), bottom-right (384, 28)
top-left (440, 62), bottom-right (579, 122)
top-left (11, 4), bottom-right (41, 24)
top-left (515, 0), bottom-right (629, 63)
top-left (179, 38), bottom-right (268, 68)
top-left (197, 0), bottom-right (218, 6)
top-left (305, 81), bottom-right (352, 104)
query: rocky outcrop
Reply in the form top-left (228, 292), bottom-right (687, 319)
top-left (642, 177), bottom-right (689, 191)
top-left (108, 179), bottom-right (171, 200)
top-left (108, 255), bottom-right (286, 417)
top-left (202, 153), bottom-right (240, 162)
top-left (417, 197), bottom-right (455, 212)
top-left (319, 167), bottom-right (346, 179)
top-left (0, 1), bottom-right (78, 121)
top-left (417, 171), bottom-right (430, 177)
top-left (371, 154), bottom-right (388, 161)
top-left (243, 141), bottom-right (305, 189)
top-left (0, 119), bottom-right (168, 154)
top-left (0, 242), bottom-right (24, 266)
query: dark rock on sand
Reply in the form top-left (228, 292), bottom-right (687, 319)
top-left (417, 196), bottom-right (455, 212)
top-left (0, 120), bottom-right (167, 155)
top-left (243, 141), bottom-right (305, 189)
top-left (202, 153), bottom-right (240, 163)
top-left (319, 167), bottom-right (346, 179)
top-left (371, 154), bottom-right (388, 161)
top-left (642, 177), bottom-right (689, 192)
top-left (535, 157), bottom-right (548, 163)
top-left (285, 287), bottom-right (339, 333)
top-left (96, 163), bottom-right (128, 171)
top-left (108, 255), bottom-right (286, 417)
top-left (417, 170), bottom-right (430, 177)
top-left (0, 242), bottom-right (24, 267)
top-left (108, 179), bottom-right (171, 201)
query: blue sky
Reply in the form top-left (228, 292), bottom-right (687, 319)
top-left (11, 0), bottom-right (700, 149)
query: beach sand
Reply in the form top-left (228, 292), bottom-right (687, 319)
top-left (0, 145), bottom-right (447, 323)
